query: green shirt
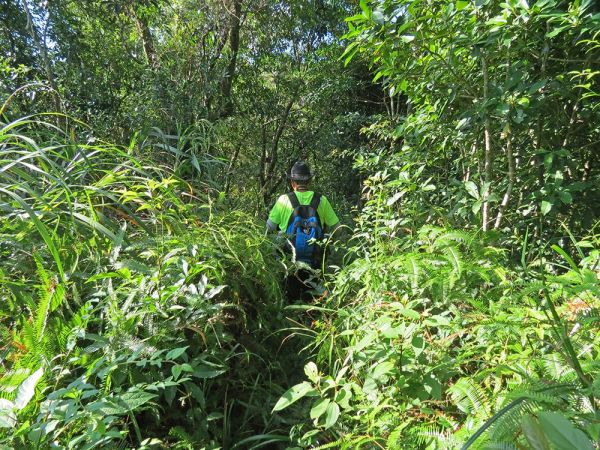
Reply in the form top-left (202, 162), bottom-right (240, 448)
top-left (268, 191), bottom-right (339, 232)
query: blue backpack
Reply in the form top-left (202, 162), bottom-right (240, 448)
top-left (285, 192), bottom-right (323, 267)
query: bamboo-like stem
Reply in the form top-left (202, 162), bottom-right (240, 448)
top-left (494, 124), bottom-right (514, 229)
top-left (481, 51), bottom-right (492, 232)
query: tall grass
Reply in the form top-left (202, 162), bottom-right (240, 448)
top-left (0, 114), bottom-right (292, 449)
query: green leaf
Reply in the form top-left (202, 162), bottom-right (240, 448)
top-left (304, 362), bottom-right (319, 383)
top-left (310, 398), bottom-right (330, 421)
top-left (456, 0), bottom-right (469, 10)
top-left (546, 25), bottom-right (570, 38)
top-left (551, 245), bottom-right (579, 271)
top-left (528, 79), bottom-right (547, 94)
top-left (412, 335), bottom-right (425, 357)
top-left (387, 191), bottom-right (404, 206)
top-left (323, 401), bottom-right (340, 429)
top-left (370, 361), bottom-right (395, 381)
top-left (165, 346), bottom-right (188, 361)
top-left (335, 387), bottom-right (352, 409)
top-left (171, 364), bottom-right (183, 381)
top-left (272, 382), bottom-right (314, 412)
top-left (541, 200), bottom-right (552, 215)
top-left (558, 190), bottom-right (573, 204)
top-left (537, 412), bottom-right (593, 450)
top-left (372, 8), bottom-right (384, 24)
top-left (465, 181), bottom-right (479, 199)
top-left (96, 391), bottom-right (157, 415)
top-left (521, 415), bottom-right (551, 450)
top-left (359, 0), bottom-right (370, 16)
top-left (0, 399), bottom-right (16, 428)
top-left (398, 307), bottom-right (420, 320)
top-left (194, 363), bottom-right (226, 379)
top-left (15, 367), bottom-right (43, 410)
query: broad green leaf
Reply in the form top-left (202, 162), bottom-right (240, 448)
top-left (171, 364), bottom-right (183, 381)
top-left (92, 391), bottom-right (157, 415)
top-left (370, 361), bottom-right (395, 381)
top-left (541, 200), bottom-right (552, 215)
top-left (412, 335), bottom-right (425, 357)
top-left (423, 374), bottom-right (442, 400)
top-left (521, 415), bottom-right (551, 450)
top-left (398, 307), bottom-right (420, 320)
top-left (465, 181), bottom-right (479, 199)
top-left (558, 190), bottom-right (572, 204)
top-left (304, 362), bottom-right (319, 383)
top-left (272, 382), bottom-right (314, 412)
top-left (310, 398), bottom-right (330, 420)
top-left (194, 363), bottom-right (226, 379)
top-left (335, 386), bottom-right (352, 409)
top-left (15, 367), bottom-right (43, 410)
top-left (0, 399), bottom-right (16, 428)
top-left (113, 390), bottom-right (156, 412)
top-left (537, 412), bottom-right (593, 450)
top-left (323, 401), bottom-right (340, 429)
top-left (165, 346), bottom-right (188, 361)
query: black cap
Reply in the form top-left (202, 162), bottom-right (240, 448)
top-left (287, 161), bottom-right (314, 181)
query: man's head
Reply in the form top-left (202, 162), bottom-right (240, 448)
top-left (287, 161), bottom-right (313, 191)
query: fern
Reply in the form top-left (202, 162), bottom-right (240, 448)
top-left (449, 378), bottom-right (492, 417)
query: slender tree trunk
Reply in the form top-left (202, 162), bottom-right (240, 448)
top-left (481, 51), bottom-right (492, 232)
top-left (262, 97), bottom-right (295, 206)
top-left (535, 32), bottom-right (550, 186)
top-left (494, 124), bottom-right (515, 229)
top-left (130, 7), bottom-right (158, 68)
top-left (224, 143), bottom-right (242, 197)
top-left (220, 0), bottom-right (243, 117)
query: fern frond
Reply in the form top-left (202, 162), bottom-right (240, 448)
top-left (481, 442), bottom-right (519, 450)
top-left (413, 422), bottom-right (462, 449)
top-left (449, 378), bottom-right (491, 417)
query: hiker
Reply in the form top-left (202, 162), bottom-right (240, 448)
top-left (266, 161), bottom-right (340, 301)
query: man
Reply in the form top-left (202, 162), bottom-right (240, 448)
top-left (266, 160), bottom-right (340, 301)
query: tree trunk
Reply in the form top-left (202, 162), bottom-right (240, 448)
top-left (130, 7), bottom-right (158, 68)
top-left (220, 0), bottom-right (243, 117)
top-left (481, 51), bottom-right (492, 232)
top-left (494, 125), bottom-right (515, 230)
top-left (259, 97), bottom-right (295, 206)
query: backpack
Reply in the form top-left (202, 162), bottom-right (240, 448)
top-left (285, 192), bottom-right (323, 267)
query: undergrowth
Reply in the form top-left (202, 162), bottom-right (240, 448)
top-left (0, 115), bottom-right (297, 449)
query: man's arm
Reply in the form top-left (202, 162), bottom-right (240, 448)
top-left (266, 219), bottom-right (278, 233)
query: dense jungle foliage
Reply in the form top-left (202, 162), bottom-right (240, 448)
top-left (1, 0), bottom-right (599, 449)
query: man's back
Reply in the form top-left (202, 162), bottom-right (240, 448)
top-left (268, 191), bottom-right (339, 233)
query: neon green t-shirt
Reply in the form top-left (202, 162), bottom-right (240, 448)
top-left (268, 191), bottom-right (339, 232)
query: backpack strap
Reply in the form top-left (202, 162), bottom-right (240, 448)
top-left (310, 193), bottom-right (322, 229)
top-left (287, 192), bottom-right (300, 210)
top-left (310, 193), bottom-right (321, 211)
